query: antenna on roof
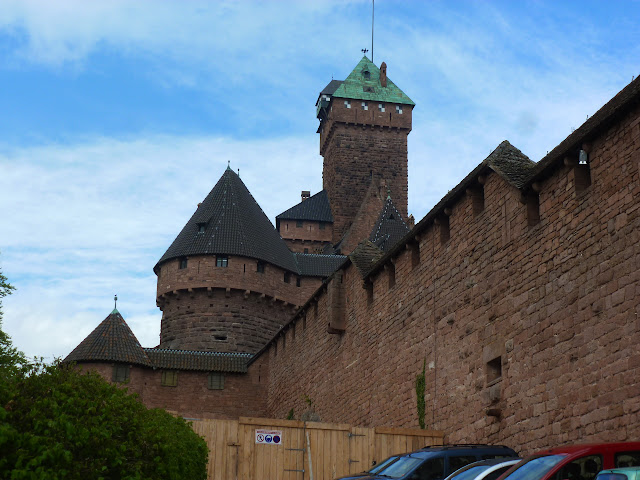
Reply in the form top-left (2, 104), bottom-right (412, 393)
top-left (371, 0), bottom-right (374, 63)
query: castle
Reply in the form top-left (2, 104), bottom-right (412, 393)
top-left (66, 56), bottom-right (640, 454)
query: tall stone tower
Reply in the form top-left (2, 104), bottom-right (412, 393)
top-left (316, 57), bottom-right (414, 243)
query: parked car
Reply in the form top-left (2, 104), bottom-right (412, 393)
top-left (496, 443), bottom-right (640, 480)
top-left (444, 458), bottom-right (522, 480)
top-left (335, 444), bottom-right (518, 480)
top-left (336, 455), bottom-right (400, 479)
top-left (596, 467), bottom-right (640, 480)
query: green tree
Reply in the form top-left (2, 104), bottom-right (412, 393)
top-left (0, 362), bottom-right (209, 479)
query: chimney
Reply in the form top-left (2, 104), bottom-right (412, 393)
top-left (301, 190), bottom-right (311, 202)
top-left (380, 62), bottom-right (387, 87)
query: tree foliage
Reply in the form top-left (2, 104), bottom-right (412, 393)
top-left (415, 359), bottom-right (426, 429)
top-left (0, 330), bottom-right (208, 480)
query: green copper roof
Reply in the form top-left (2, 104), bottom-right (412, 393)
top-left (331, 56), bottom-right (414, 106)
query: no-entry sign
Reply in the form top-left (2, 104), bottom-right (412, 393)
top-left (255, 429), bottom-right (282, 445)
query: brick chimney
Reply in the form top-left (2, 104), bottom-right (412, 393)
top-left (380, 62), bottom-right (387, 87)
top-left (301, 190), bottom-right (310, 202)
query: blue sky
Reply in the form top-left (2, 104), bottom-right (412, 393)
top-left (1, 0), bottom-right (639, 360)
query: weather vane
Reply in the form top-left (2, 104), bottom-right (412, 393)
top-left (361, 48), bottom-right (368, 56)
top-left (114, 294), bottom-right (118, 310)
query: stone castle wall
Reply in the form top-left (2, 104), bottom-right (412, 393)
top-left (261, 102), bottom-right (640, 455)
top-left (81, 354), bottom-right (269, 419)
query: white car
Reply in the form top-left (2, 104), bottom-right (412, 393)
top-left (444, 458), bottom-right (522, 480)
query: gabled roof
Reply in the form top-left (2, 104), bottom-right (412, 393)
top-left (485, 140), bottom-right (536, 189)
top-left (157, 167), bottom-right (299, 273)
top-left (65, 309), bottom-right (151, 367)
top-left (144, 349), bottom-right (251, 373)
top-left (276, 190), bottom-right (333, 223)
top-left (317, 80), bottom-right (344, 104)
top-left (293, 253), bottom-right (347, 277)
top-left (331, 56), bottom-right (414, 106)
top-left (349, 240), bottom-right (384, 278)
top-left (369, 196), bottom-right (411, 252)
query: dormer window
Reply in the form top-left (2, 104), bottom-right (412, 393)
top-left (344, 100), bottom-right (351, 109)
top-left (378, 103), bottom-right (385, 112)
top-left (197, 222), bottom-right (206, 233)
top-left (363, 70), bottom-right (371, 80)
top-left (396, 105), bottom-right (403, 114)
top-left (361, 101), bottom-right (368, 111)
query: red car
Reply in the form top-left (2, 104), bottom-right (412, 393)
top-left (497, 443), bottom-right (640, 480)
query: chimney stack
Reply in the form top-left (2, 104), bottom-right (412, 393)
top-left (380, 62), bottom-right (387, 87)
top-left (301, 190), bottom-right (311, 202)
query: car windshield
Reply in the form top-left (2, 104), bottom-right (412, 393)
top-left (377, 456), bottom-right (424, 478)
top-left (503, 455), bottom-right (567, 480)
top-left (371, 457), bottom-right (399, 474)
top-left (450, 465), bottom-right (494, 480)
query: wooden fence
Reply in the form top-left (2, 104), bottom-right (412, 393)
top-left (190, 416), bottom-right (444, 480)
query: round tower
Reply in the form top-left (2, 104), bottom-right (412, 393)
top-left (315, 56), bottom-right (414, 243)
top-left (154, 167), bottom-right (319, 353)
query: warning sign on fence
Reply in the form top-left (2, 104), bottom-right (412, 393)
top-left (255, 429), bottom-right (282, 445)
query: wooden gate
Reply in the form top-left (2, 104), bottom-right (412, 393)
top-left (190, 417), bottom-right (444, 480)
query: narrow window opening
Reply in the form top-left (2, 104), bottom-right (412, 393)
top-left (208, 372), bottom-right (225, 390)
top-left (179, 258), bottom-right (188, 269)
top-left (439, 216), bottom-right (450, 244)
top-left (214, 335), bottom-right (227, 341)
top-left (296, 277), bottom-right (301, 287)
top-left (486, 357), bottom-right (502, 384)
top-left (575, 162), bottom-right (592, 192)
top-left (256, 261), bottom-right (265, 273)
top-left (411, 242), bottom-right (420, 269)
top-left (387, 263), bottom-right (396, 289)
top-left (284, 272), bottom-right (291, 284)
top-left (365, 281), bottom-right (373, 305)
top-left (527, 191), bottom-right (540, 226)
top-left (216, 256), bottom-right (228, 267)
top-left (472, 186), bottom-right (485, 216)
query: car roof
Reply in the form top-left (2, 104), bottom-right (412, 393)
top-left (534, 443), bottom-right (640, 456)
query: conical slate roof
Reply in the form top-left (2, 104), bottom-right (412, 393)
top-left (276, 190), bottom-right (333, 222)
top-left (157, 167), bottom-right (299, 273)
top-left (369, 196), bottom-right (410, 252)
top-left (332, 56), bottom-right (414, 106)
top-left (65, 309), bottom-right (151, 367)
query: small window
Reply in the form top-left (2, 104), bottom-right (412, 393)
top-left (575, 163), bottom-right (592, 192)
top-left (303, 248), bottom-right (309, 254)
top-left (319, 222), bottom-right (326, 230)
top-left (396, 105), bottom-right (403, 114)
top-left (615, 451), bottom-right (640, 467)
top-left (296, 277), bottom-right (301, 287)
top-left (257, 261), bottom-right (265, 273)
top-left (411, 242), bottom-right (420, 269)
top-left (387, 263), bottom-right (395, 289)
top-left (487, 357), bottom-right (502, 384)
top-left (179, 258), bottom-right (188, 269)
top-left (378, 103), bottom-right (385, 112)
top-left (112, 364), bottom-right (129, 383)
top-left (284, 272), bottom-right (291, 284)
top-left (363, 70), bottom-right (371, 80)
top-left (197, 222), bottom-right (206, 233)
top-left (361, 101), bottom-right (368, 110)
top-left (208, 372), bottom-right (225, 390)
top-left (344, 100), bottom-right (351, 109)
top-left (439, 216), bottom-right (450, 244)
top-left (162, 370), bottom-right (178, 387)
top-left (527, 191), bottom-right (540, 226)
top-left (216, 256), bottom-right (228, 267)
top-left (296, 220), bottom-right (303, 228)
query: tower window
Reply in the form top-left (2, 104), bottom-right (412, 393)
top-left (378, 103), bottom-right (385, 112)
top-left (486, 357), bottom-right (502, 384)
top-left (284, 272), bottom-right (291, 284)
top-left (112, 364), bottom-right (129, 383)
top-left (361, 101), bottom-right (368, 110)
top-left (396, 105), bottom-right (403, 114)
top-left (216, 256), bottom-right (228, 268)
top-left (208, 372), bottom-right (225, 390)
top-left (344, 100), bottom-right (351, 109)
top-left (256, 261), bottom-right (265, 273)
top-left (179, 258), bottom-right (188, 269)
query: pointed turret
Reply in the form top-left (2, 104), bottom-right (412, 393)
top-left (65, 309), bottom-right (151, 367)
top-left (369, 195), bottom-right (411, 252)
